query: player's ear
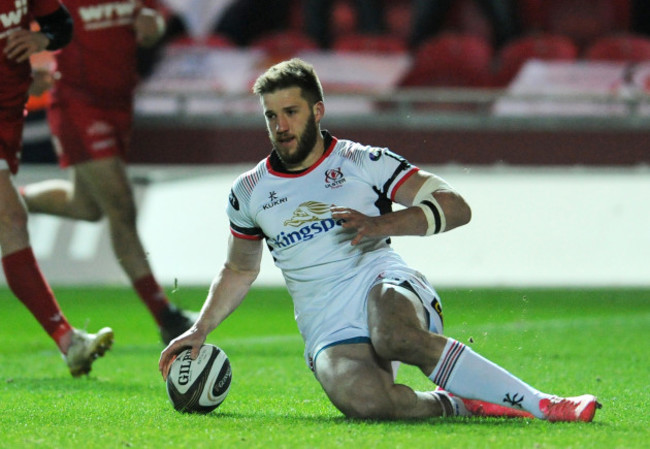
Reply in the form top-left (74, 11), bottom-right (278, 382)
top-left (313, 101), bottom-right (325, 123)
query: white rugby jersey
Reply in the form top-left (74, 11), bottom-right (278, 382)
top-left (227, 132), bottom-right (420, 329)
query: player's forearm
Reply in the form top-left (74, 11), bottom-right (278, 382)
top-left (194, 265), bottom-right (258, 335)
top-left (364, 195), bottom-right (470, 237)
top-left (377, 207), bottom-right (429, 236)
top-left (333, 190), bottom-right (470, 245)
top-left (429, 190), bottom-right (472, 232)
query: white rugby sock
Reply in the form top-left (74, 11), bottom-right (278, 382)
top-left (428, 338), bottom-right (549, 418)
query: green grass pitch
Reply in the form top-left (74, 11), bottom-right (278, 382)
top-left (1, 286), bottom-right (648, 448)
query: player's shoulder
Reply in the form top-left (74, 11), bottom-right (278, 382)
top-left (231, 158), bottom-right (269, 194)
top-left (331, 137), bottom-right (386, 165)
top-left (332, 136), bottom-right (408, 168)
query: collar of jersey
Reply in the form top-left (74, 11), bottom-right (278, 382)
top-left (266, 131), bottom-right (336, 178)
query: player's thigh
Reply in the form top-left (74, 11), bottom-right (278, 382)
top-left (0, 170), bottom-right (30, 252)
top-left (367, 283), bottom-right (429, 351)
top-left (74, 157), bottom-right (135, 214)
top-left (314, 343), bottom-right (395, 418)
top-left (0, 170), bottom-right (26, 220)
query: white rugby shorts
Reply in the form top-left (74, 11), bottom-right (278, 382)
top-left (303, 255), bottom-right (444, 372)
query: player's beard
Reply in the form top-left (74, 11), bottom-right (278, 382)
top-left (272, 111), bottom-right (319, 169)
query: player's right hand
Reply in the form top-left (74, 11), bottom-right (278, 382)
top-left (158, 326), bottom-right (206, 381)
top-left (4, 30), bottom-right (49, 63)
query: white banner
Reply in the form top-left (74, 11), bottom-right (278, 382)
top-left (494, 60), bottom-right (650, 116)
top-left (8, 165), bottom-right (650, 288)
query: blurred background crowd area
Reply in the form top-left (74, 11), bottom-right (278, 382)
top-left (19, 0), bottom-right (650, 286)
top-left (23, 0), bottom-right (650, 166)
top-left (136, 0), bottom-right (650, 88)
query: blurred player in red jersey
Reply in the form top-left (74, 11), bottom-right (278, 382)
top-left (1, 0), bottom-right (113, 377)
top-left (21, 0), bottom-right (197, 344)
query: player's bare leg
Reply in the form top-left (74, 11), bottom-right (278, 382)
top-left (367, 283), bottom-right (447, 374)
top-left (314, 343), bottom-right (463, 419)
top-left (24, 157), bottom-right (151, 280)
top-left (22, 169), bottom-right (102, 221)
top-left (22, 157), bottom-right (197, 342)
top-left (0, 171), bottom-right (31, 255)
top-left (367, 283), bottom-right (601, 422)
top-left (72, 157), bottom-right (153, 280)
top-left (2, 171), bottom-right (114, 374)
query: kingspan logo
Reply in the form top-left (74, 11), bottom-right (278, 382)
top-left (269, 201), bottom-right (343, 248)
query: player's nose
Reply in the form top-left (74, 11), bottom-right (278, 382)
top-left (276, 115), bottom-right (289, 132)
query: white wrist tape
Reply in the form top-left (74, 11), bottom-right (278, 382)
top-left (412, 176), bottom-right (450, 235)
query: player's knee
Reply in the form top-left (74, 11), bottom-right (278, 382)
top-left (74, 207), bottom-right (103, 222)
top-left (104, 197), bottom-right (137, 227)
top-left (0, 207), bottom-right (28, 234)
top-left (331, 389), bottom-right (394, 420)
top-left (370, 324), bottom-right (412, 361)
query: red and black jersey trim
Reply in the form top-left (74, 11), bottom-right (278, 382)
top-left (230, 222), bottom-right (264, 240)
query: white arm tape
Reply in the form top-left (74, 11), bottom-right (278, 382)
top-left (412, 176), bottom-right (450, 235)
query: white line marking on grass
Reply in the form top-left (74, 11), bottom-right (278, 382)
top-left (215, 334), bottom-right (303, 347)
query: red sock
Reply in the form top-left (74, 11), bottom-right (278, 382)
top-left (2, 247), bottom-right (72, 345)
top-left (133, 274), bottom-right (169, 325)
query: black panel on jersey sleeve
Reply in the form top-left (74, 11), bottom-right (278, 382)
top-left (229, 189), bottom-right (240, 210)
top-left (36, 6), bottom-right (73, 51)
top-left (383, 149), bottom-right (412, 167)
top-left (373, 151), bottom-right (412, 216)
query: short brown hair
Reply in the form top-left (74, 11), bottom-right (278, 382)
top-left (252, 58), bottom-right (324, 105)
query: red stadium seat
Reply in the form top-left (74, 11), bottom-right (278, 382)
top-left (493, 34), bottom-right (579, 86)
top-left (385, 0), bottom-right (411, 40)
top-left (332, 33), bottom-right (407, 54)
top-left (399, 33), bottom-right (493, 87)
top-left (585, 33), bottom-right (650, 61)
top-left (539, 0), bottom-right (629, 49)
top-left (517, 0), bottom-right (545, 32)
top-left (250, 31), bottom-right (319, 58)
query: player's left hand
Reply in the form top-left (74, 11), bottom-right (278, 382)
top-left (331, 206), bottom-right (387, 246)
top-left (28, 67), bottom-right (57, 96)
top-left (4, 30), bottom-right (49, 63)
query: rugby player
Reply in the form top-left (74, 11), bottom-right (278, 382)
top-left (160, 58), bottom-right (600, 422)
top-left (20, 0), bottom-right (196, 344)
top-left (1, 0), bottom-right (112, 376)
